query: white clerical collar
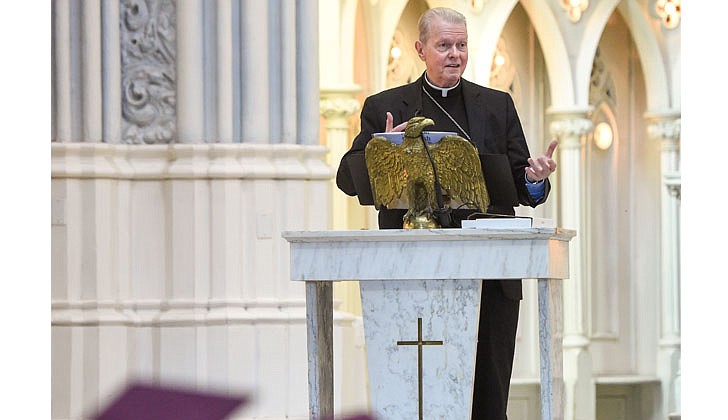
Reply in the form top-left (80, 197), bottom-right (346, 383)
top-left (424, 74), bottom-right (461, 97)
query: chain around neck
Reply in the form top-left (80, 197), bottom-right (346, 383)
top-left (422, 85), bottom-right (472, 143)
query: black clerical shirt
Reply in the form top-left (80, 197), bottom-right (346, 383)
top-left (421, 75), bottom-right (471, 141)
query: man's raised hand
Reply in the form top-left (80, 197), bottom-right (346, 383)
top-left (525, 139), bottom-right (558, 182)
top-left (385, 112), bottom-right (408, 132)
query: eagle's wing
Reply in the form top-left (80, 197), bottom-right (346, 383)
top-left (365, 136), bottom-right (406, 210)
top-left (430, 135), bottom-right (490, 211)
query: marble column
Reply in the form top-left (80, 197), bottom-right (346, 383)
top-left (81, 0), bottom-right (103, 142)
top-left (240, 1), bottom-right (269, 143)
top-left (549, 112), bottom-right (595, 420)
top-left (647, 114), bottom-right (681, 418)
top-left (216, 0), bottom-right (234, 143)
top-left (52, 0), bottom-right (72, 142)
top-left (101, 0), bottom-right (121, 143)
top-left (52, 0), bottom-right (105, 143)
top-left (296, 0), bottom-right (320, 145)
top-left (177, 0), bottom-right (204, 143)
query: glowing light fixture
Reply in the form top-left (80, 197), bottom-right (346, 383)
top-left (494, 54), bottom-right (506, 68)
top-left (593, 122), bottom-right (613, 150)
top-left (390, 46), bottom-right (401, 60)
top-left (561, 0), bottom-right (589, 22)
top-left (656, 0), bottom-right (681, 29)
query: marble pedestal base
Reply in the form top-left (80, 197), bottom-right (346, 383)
top-left (360, 279), bottom-right (480, 420)
top-left (283, 228), bottom-right (575, 420)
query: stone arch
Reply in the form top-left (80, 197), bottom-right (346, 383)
top-left (616, 0), bottom-right (672, 111)
top-left (466, 0), bottom-right (520, 85)
top-left (574, 0), bottom-right (621, 106)
top-left (517, 0), bottom-right (577, 107)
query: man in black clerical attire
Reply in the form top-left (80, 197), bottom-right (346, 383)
top-left (336, 7), bottom-right (557, 420)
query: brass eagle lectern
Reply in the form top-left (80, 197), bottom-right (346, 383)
top-left (364, 116), bottom-right (489, 229)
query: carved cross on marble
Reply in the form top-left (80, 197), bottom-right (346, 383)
top-left (396, 317), bottom-right (444, 420)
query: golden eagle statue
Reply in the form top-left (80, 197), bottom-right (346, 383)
top-left (365, 116), bottom-right (489, 229)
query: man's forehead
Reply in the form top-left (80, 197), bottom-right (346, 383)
top-left (428, 20), bottom-right (467, 40)
top-left (430, 27), bottom-right (467, 41)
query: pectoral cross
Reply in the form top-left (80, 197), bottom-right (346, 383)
top-left (396, 317), bottom-right (444, 420)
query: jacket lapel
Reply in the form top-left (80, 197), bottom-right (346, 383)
top-left (397, 76), bottom-right (425, 124)
top-left (462, 79), bottom-right (496, 153)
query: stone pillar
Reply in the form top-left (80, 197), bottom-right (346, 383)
top-left (647, 114), bottom-right (681, 418)
top-left (240, 1), bottom-right (270, 143)
top-left (101, 0), bottom-right (121, 143)
top-left (216, 0), bottom-right (234, 143)
top-left (52, 0), bottom-right (72, 142)
top-left (81, 0), bottom-right (103, 142)
top-left (320, 86), bottom-right (361, 229)
top-left (297, 0), bottom-right (320, 145)
top-left (549, 112), bottom-right (595, 420)
top-left (177, 0), bottom-right (204, 143)
top-left (52, 0), bottom-right (106, 143)
top-left (281, 3), bottom-right (298, 144)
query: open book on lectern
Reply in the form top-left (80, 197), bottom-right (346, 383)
top-left (344, 151), bottom-right (519, 211)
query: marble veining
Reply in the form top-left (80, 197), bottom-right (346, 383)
top-left (360, 279), bottom-right (481, 420)
top-left (284, 229), bottom-right (573, 282)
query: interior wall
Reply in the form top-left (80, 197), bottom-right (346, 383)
top-left (492, 3), bottom-right (551, 383)
top-left (586, 10), bottom-right (659, 377)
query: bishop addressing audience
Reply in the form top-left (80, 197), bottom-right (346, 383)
top-left (336, 7), bottom-right (558, 420)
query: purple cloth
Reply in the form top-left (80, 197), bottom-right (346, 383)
top-left (94, 382), bottom-right (248, 420)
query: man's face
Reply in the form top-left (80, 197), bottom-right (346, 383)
top-left (415, 18), bottom-right (468, 88)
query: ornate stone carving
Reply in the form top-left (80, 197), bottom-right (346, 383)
top-left (386, 29), bottom-right (422, 88)
top-left (649, 118), bottom-right (681, 199)
top-left (664, 173), bottom-right (681, 200)
top-left (319, 97), bottom-right (360, 120)
top-left (648, 118), bottom-right (681, 151)
top-left (120, 0), bottom-right (176, 144)
top-left (590, 47), bottom-right (616, 107)
top-left (489, 38), bottom-right (517, 96)
top-left (549, 118), bottom-right (593, 149)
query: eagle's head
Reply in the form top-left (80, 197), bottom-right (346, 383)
top-left (404, 116), bottom-right (435, 139)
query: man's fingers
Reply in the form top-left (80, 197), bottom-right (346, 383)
top-left (392, 121), bottom-right (407, 132)
top-left (546, 139), bottom-right (558, 158)
top-left (385, 112), bottom-right (394, 132)
top-left (525, 167), bottom-right (539, 182)
top-left (528, 157), bottom-right (542, 173)
top-left (536, 156), bottom-right (555, 172)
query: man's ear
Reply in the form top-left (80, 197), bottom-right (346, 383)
top-left (414, 40), bottom-right (424, 61)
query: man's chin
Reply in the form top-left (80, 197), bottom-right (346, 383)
top-left (443, 74), bottom-right (462, 86)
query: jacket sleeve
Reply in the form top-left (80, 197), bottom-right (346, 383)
top-left (335, 96), bottom-right (384, 196)
top-left (502, 93), bottom-right (551, 207)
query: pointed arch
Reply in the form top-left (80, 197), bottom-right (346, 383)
top-left (616, 0), bottom-right (671, 111)
top-left (466, 0), bottom-right (519, 85)
top-left (518, 0), bottom-right (576, 107)
top-left (574, 0), bottom-right (620, 105)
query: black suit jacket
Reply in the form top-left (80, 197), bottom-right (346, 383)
top-left (336, 75), bottom-right (550, 300)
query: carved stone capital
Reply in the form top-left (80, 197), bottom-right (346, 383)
top-left (648, 118), bottom-right (681, 151)
top-left (549, 118), bottom-right (593, 149)
top-left (319, 97), bottom-right (360, 120)
top-left (664, 172), bottom-right (681, 200)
